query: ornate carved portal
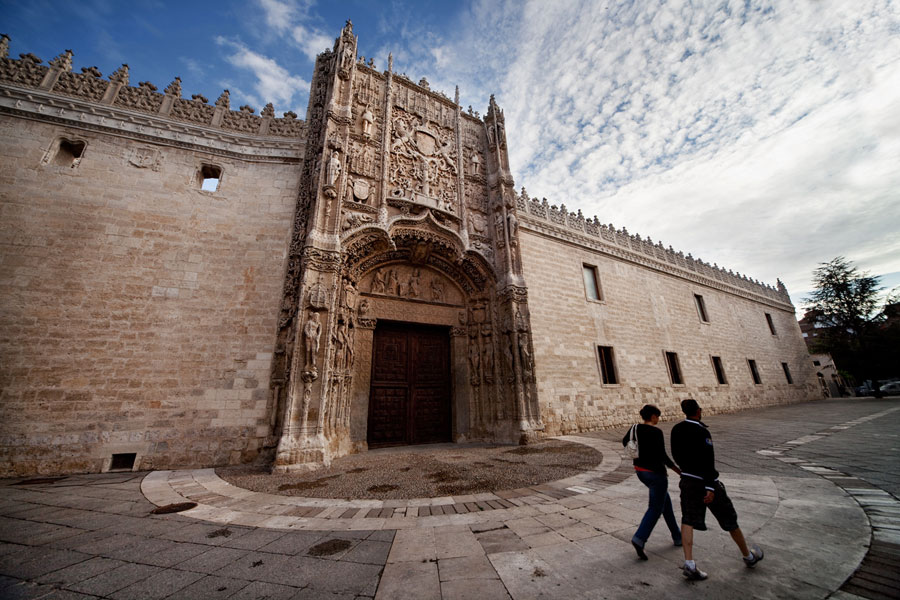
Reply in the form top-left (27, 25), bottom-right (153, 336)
top-left (269, 22), bottom-right (542, 472)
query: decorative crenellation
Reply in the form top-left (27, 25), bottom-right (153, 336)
top-left (0, 39), bottom-right (306, 138)
top-left (515, 188), bottom-right (792, 306)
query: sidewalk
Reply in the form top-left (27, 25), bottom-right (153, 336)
top-left (1, 399), bottom-right (898, 599)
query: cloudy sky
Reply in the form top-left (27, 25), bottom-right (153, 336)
top-left (3, 0), bottom-right (898, 310)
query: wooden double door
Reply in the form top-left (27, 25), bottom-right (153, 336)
top-left (367, 322), bottom-right (451, 448)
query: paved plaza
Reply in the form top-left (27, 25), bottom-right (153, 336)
top-left (1, 397), bottom-right (898, 599)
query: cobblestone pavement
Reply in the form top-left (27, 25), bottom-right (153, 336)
top-left (0, 397), bottom-right (897, 599)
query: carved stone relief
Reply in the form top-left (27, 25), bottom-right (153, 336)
top-left (347, 141), bottom-right (378, 179)
top-left (55, 70), bottom-right (108, 102)
top-left (467, 213), bottom-right (488, 238)
top-left (115, 81), bottom-right (163, 113)
top-left (302, 311), bottom-right (322, 371)
top-left (171, 97), bottom-right (214, 124)
top-left (341, 210), bottom-right (375, 232)
top-left (128, 147), bottom-right (162, 171)
top-left (465, 184), bottom-right (488, 214)
top-left (362, 265), bottom-right (463, 306)
top-left (388, 108), bottom-right (458, 214)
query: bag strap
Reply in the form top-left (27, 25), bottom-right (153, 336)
top-left (629, 423), bottom-right (638, 442)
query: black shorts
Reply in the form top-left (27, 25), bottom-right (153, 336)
top-left (679, 477), bottom-right (739, 532)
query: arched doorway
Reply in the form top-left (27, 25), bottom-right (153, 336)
top-left (367, 321), bottom-right (451, 448)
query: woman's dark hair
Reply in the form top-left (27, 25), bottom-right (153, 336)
top-left (639, 404), bottom-right (661, 421)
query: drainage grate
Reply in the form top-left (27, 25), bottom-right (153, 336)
top-left (150, 502), bottom-right (198, 514)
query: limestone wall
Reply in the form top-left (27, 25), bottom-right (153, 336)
top-left (519, 223), bottom-right (818, 436)
top-left (0, 115), bottom-right (302, 476)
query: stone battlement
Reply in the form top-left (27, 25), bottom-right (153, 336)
top-left (0, 35), bottom-right (305, 138)
top-left (515, 188), bottom-right (792, 307)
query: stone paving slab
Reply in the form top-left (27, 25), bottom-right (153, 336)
top-left (3, 398), bottom-right (900, 598)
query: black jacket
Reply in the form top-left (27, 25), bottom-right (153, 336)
top-left (670, 419), bottom-right (719, 489)
top-left (622, 424), bottom-right (677, 474)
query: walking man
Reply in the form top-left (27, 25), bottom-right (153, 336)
top-left (670, 399), bottom-right (764, 580)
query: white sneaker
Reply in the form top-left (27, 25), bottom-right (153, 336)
top-left (743, 544), bottom-right (764, 568)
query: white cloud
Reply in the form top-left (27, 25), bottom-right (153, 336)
top-left (290, 24), bottom-right (334, 61)
top-left (216, 37), bottom-right (309, 110)
top-left (468, 0), bottom-right (900, 305)
top-left (256, 0), bottom-right (333, 61)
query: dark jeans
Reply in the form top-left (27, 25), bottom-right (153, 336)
top-left (634, 470), bottom-right (681, 545)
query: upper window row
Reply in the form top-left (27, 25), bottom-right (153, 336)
top-left (43, 137), bottom-right (224, 192)
top-left (582, 263), bottom-right (780, 335)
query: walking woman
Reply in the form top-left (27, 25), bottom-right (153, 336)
top-left (622, 404), bottom-right (682, 560)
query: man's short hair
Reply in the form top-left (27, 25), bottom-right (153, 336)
top-left (681, 398), bottom-right (700, 416)
top-left (639, 404), bottom-right (661, 421)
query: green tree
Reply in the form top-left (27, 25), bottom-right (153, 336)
top-left (804, 257), bottom-right (887, 382)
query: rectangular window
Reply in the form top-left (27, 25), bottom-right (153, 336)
top-left (694, 294), bottom-right (709, 322)
top-left (597, 346), bottom-right (618, 384)
top-left (200, 164), bottom-right (222, 192)
top-left (813, 360), bottom-right (821, 366)
top-left (748, 359), bottom-right (762, 384)
top-left (583, 264), bottom-right (601, 301)
top-left (711, 356), bottom-right (727, 384)
top-left (665, 351), bottom-right (683, 385)
top-left (765, 313), bottom-right (777, 335)
top-left (782, 362), bottom-right (794, 384)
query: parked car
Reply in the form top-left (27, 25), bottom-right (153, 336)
top-left (878, 381), bottom-right (900, 396)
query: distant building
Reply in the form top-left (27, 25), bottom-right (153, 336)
top-left (0, 24), bottom-right (818, 476)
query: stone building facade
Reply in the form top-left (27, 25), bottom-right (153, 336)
top-left (0, 25), bottom-right (817, 477)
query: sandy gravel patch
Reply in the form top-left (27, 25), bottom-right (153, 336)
top-left (217, 440), bottom-right (603, 500)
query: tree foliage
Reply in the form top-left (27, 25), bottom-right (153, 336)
top-left (806, 257), bottom-right (882, 338)
top-left (804, 257), bottom-right (896, 382)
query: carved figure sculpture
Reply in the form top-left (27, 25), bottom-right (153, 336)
top-left (392, 119), bottom-right (413, 153)
top-left (503, 335), bottom-right (515, 379)
top-left (343, 280), bottom-right (357, 312)
top-left (361, 105), bottom-right (374, 136)
top-left (470, 152), bottom-right (481, 176)
top-left (438, 140), bottom-right (456, 173)
top-left (303, 311), bottom-right (321, 369)
top-left (515, 308), bottom-right (527, 332)
top-left (332, 321), bottom-right (347, 370)
top-left (508, 212), bottom-right (519, 239)
top-left (483, 338), bottom-right (494, 381)
top-left (341, 45), bottom-right (354, 71)
top-left (345, 326), bottom-right (355, 369)
top-left (387, 270), bottom-right (399, 295)
top-left (469, 343), bottom-right (481, 383)
top-left (371, 270), bottom-right (386, 294)
top-left (518, 335), bottom-right (533, 379)
top-left (407, 269), bottom-right (420, 298)
top-left (430, 279), bottom-right (445, 302)
top-left (326, 150), bottom-right (342, 187)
